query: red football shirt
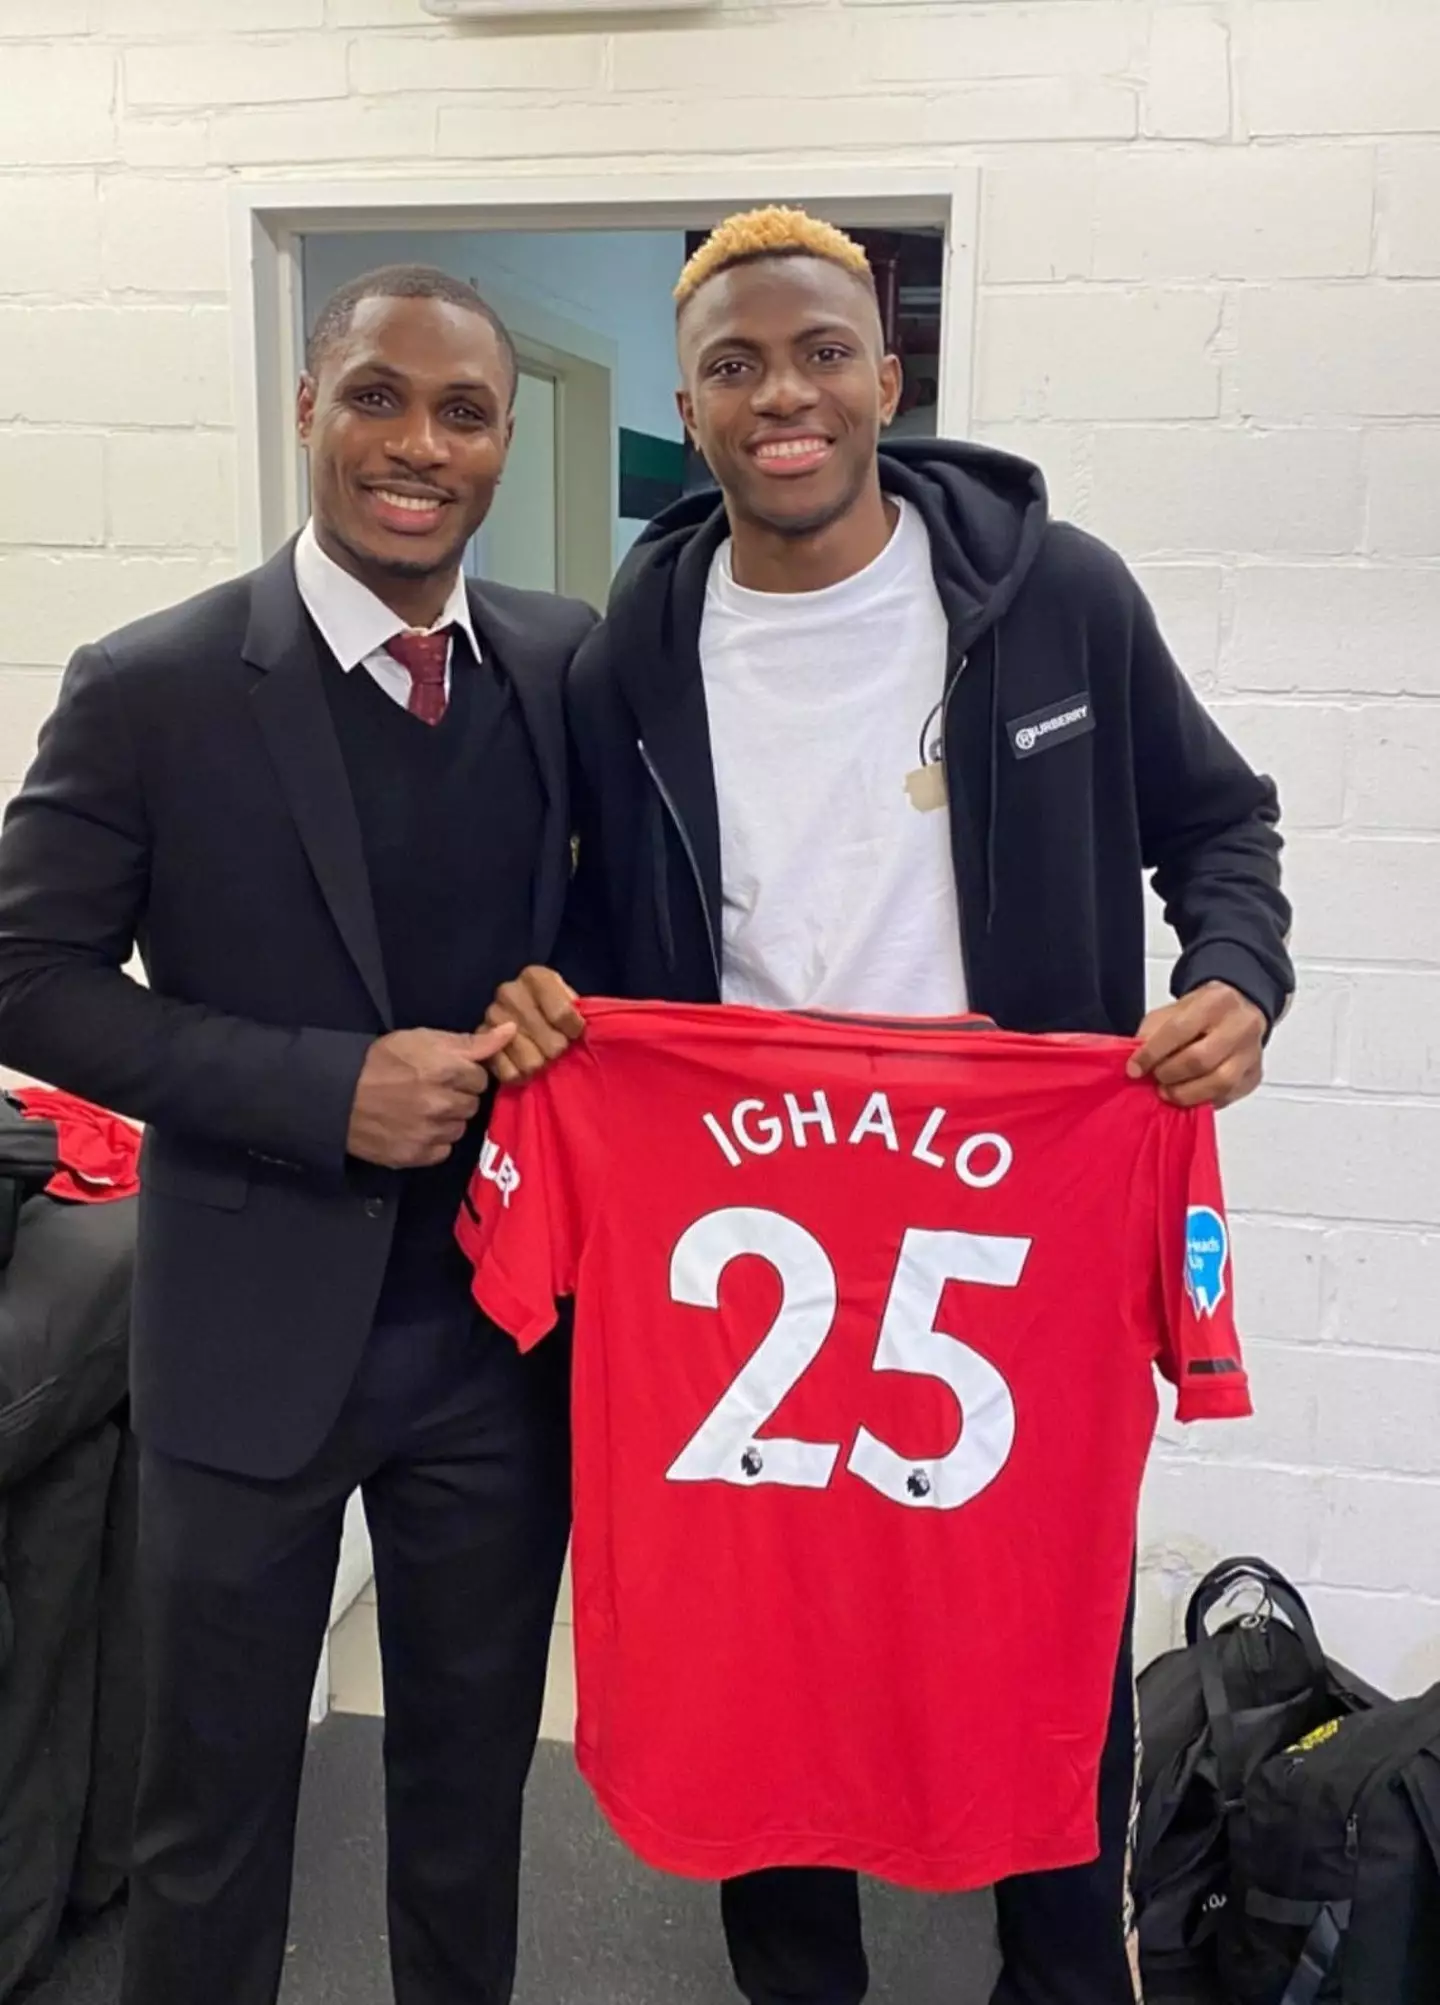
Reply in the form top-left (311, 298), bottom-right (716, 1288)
top-left (458, 1000), bottom-right (1250, 1891)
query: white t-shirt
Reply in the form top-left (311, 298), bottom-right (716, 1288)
top-left (699, 498), bottom-right (967, 1017)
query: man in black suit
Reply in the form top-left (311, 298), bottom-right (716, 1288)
top-left (0, 265), bottom-right (595, 2005)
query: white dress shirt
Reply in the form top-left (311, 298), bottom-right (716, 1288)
top-left (292, 519), bottom-right (481, 707)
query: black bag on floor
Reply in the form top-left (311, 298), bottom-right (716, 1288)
top-left (0, 1420), bottom-right (123, 2000)
top-left (1133, 1558), bottom-right (1382, 2003)
top-left (1221, 1682), bottom-right (1440, 2005)
top-left (0, 1197), bottom-right (139, 2001)
top-left (0, 1093), bottom-right (56, 1273)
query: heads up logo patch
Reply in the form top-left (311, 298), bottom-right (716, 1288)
top-left (1184, 1206), bottom-right (1229, 1319)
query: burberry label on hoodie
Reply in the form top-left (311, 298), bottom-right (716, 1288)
top-left (1007, 693), bottom-right (1095, 760)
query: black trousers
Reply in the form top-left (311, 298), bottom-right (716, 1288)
top-left (121, 1303), bottom-right (571, 2005)
top-left (722, 1584), bottom-right (1140, 2005)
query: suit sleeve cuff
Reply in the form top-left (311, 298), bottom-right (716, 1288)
top-left (278, 1028), bottom-right (376, 1178)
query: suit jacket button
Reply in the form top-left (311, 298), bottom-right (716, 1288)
top-left (363, 1196), bottom-right (385, 1218)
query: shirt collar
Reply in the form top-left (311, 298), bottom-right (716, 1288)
top-left (293, 520), bottom-right (482, 672)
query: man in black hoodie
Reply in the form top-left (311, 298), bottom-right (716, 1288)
top-left (489, 210), bottom-right (1293, 2005)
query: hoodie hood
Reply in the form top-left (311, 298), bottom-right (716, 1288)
top-left (608, 436), bottom-right (1049, 651)
top-left (563, 433), bottom-right (1292, 1037)
top-left (603, 438), bottom-right (1052, 950)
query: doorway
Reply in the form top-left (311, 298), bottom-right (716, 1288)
top-left (238, 172), bottom-right (977, 581)
top-left (238, 170), bottom-right (978, 1709)
top-left (299, 218), bottom-right (951, 602)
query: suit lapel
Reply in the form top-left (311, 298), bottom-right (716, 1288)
top-left (244, 544), bottom-right (393, 1027)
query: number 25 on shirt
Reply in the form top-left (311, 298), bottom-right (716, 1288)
top-left (668, 1207), bottom-right (1027, 1512)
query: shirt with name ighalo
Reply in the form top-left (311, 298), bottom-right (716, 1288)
top-left (700, 498), bottom-right (966, 1015)
top-left (457, 1000), bottom-right (1250, 1892)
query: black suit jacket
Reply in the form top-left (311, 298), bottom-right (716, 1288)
top-left (0, 542), bottom-right (596, 1479)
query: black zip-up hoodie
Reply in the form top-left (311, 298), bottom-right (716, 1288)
top-left (561, 439), bottom-right (1293, 1036)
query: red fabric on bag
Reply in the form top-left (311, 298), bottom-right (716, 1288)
top-left (14, 1087), bottom-right (142, 1204)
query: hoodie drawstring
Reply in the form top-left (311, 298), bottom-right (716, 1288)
top-left (651, 792), bottom-right (677, 974)
top-left (986, 625), bottom-right (1002, 934)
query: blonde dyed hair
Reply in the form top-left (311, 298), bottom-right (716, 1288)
top-left (674, 206), bottom-right (874, 308)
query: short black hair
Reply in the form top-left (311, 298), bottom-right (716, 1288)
top-left (305, 264), bottom-right (519, 407)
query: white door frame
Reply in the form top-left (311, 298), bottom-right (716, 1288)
top-left (229, 165), bottom-right (981, 572)
top-left (462, 282), bottom-right (619, 607)
top-left (231, 166), bottom-right (979, 1717)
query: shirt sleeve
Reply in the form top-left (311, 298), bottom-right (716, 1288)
top-left (1153, 1104), bottom-right (1253, 1422)
top-left (455, 1056), bottom-right (599, 1351)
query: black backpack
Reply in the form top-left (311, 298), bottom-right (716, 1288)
top-left (1133, 1558), bottom-right (1383, 2003)
top-left (0, 1092), bottom-right (56, 1270)
top-left (1220, 1680), bottom-right (1440, 2004)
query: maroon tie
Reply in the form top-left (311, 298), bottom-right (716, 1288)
top-left (385, 627), bottom-right (452, 726)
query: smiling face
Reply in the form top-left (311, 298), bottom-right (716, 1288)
top-left (677, 254), bottom-right (902, 544)
top-left (297, 292), bottom-right (514, 615)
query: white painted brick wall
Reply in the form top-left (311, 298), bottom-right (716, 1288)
top-left (106, 432), bottom-right (239, 551)
top-left (1205, 702), bottom-right (1348, 829)
top-left (0, 0), bottom-right (1435, 1695)
top-left (1252, 976), bottom-right (1350, 1093)
top-left (1131, 565), bottom-right (1224, 693)
top-left (1348, 708), bottom-right (1440, 833)
top-left (0, 671), bottom-right (65, 788)
top-left (1087, 428), bottom-right (1365, 558)
top-left (973, 421), bottom-right (1089, 519)
top-left (981, 164), bottom-right (1096, 285)
top-left (1236, 285), bottom-right (1440, 421)
top-left (0, 551), bottom-right (235, 667)
top-left (1227, 1220), bottom-right (1326, 1341)
top-left (350, 27), bottom-right (605, 93)
top-left (0, 0), bottom-right (91, 33)
top-left (1225, 567), bottom-right (1440, 696)
top-left (1282, 837), bottom-right (1440, 965)
top-left (100, 177), bottom-right (232, 296)
top-left (1349, 975), bottom-right (1440, 1097)
top-left (103, 0), bottom-right (326, 29)
top-left (1224, 1093), bottom-right (1440, 1228)
top-left (1144, 6), bottom-right (1231, 141)
top-left (1365, 427), bottom-right (1440, 558)
top-left (124, 36), bottom-right (350, 111)
top-left (1385, 147), bottom-right (1440, 277)
top-left (0, 434), bottom-right (107, 548)
top-left (1319, 1473), bottom-right (1440, 1600)
top-left (1304, 1589), bottom-right (1440, 1698)
top-left (0, 305), bottom-right (233, 429)
top-left (0, 45), bottom-right (116, 166)
top-left (981, 148), bottom-right (1379, 285)
top-left (979, 290), bottom-right (1223, 421)
top-left (211, 100), bottom-right (438, 168)
top-left (0, 176), bottom-right (104, 296)
top-left (1333, 1232), bottom-right (1440, 1353)
top-left (1095, 150), bottom-right (1376, 283)
top-left (1244, 4), bottom-right (1440, 139)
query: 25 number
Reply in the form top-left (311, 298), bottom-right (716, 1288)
top-left (667, 1207), bottom-right (1030, 1511)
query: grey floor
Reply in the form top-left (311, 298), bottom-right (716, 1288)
top-left (25, 1718), bottom-right (999, 2005)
